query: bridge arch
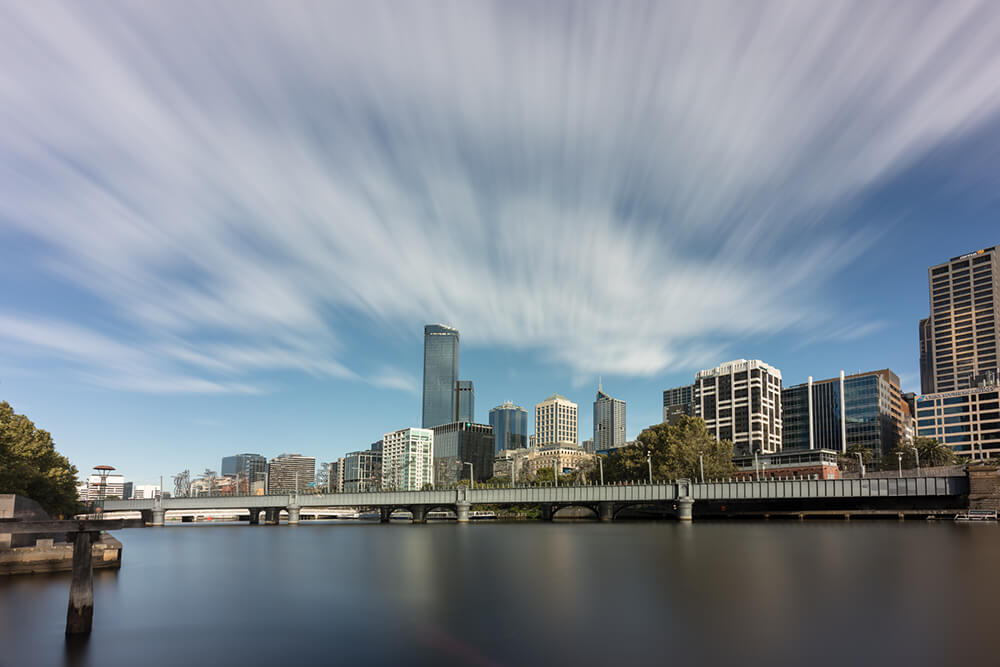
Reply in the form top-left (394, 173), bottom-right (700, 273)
top-left (551, 504), bottom-right (599, 520)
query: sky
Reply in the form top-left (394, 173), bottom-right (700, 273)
top-left (1, 1), bottom-right (999, 485)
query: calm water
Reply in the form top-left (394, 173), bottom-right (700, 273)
top-left (1, 520), bottom-right (998, 667)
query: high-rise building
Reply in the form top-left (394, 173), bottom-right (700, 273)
top-left (422, 324), bottom-right (460, 428)
top-left (343, 448), bottom-right (382, 492)
top-left (782, 370), bottom-right (901, 459)
top-left (662, 385), bottom-right (695, 424)
top-left (916, 382), bottom-right (1000, 459)
top-left (534, 394), bottom-right (578, 447)
top-left (594, 386), bottom-right (626, 452)
top-left (919, 317), bottom-right (934, 394)
top-left (432, 422), bottom-right (494, 485)
top-left (456, 380), bottom-right (475, 422)
top-left (221, 453), bottom-right (267, 492)
top-left (382, 427), bottom-right (434, 491)
top-left (694, 360), bottom-right (782, 455)
top-left (489, 402), bottom-right (529, 453)
top-left (79, 474), bottom-right (126, 501)
top-left (267, 454), bottom-right (315, 494)
top-left (923, 245), bottom-right (999, 393)
top-left (327, 457), bottom-right (345, 493)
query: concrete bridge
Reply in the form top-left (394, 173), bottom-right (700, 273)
top-left (102, 476), bottom-right (969, 525)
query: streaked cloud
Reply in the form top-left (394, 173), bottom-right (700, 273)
top-left (1, 1), bottom-right (999, 392)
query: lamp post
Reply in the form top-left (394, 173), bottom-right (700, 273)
top-left (855, 452), bottom-right (865, 478)
top-left (647, 451), bottom-right (653, 484)
top-left (598, 456), bottom-right (604, 485)
top-left (897, 451), bottom-right (903, 478)
top-left (554, 459), bottom-right (559, 488)
top-left (909, 446), bottom-right (920, 474)
top-left (464, 462), bottom-right (474, 489)
top-left (754, 451), bottom-right (760, 482)
top-left (699, 452), bottom-right (705, 484)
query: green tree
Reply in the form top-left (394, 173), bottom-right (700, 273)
top-left (0, 401), bottom-right (81, 517)
top-left (839, 444), bottom-right (874, 473)
top-left (914, 436), bottom-right (958, 467)
top-left (603, 416), bottom-right (736, 482)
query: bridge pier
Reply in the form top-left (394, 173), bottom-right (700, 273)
top-left (380, 507), bottom-right (392, 523)
top-left (140, 510), bottom-right (152, 526)
top-left (677, 497), bottom-right (694, 522)
top-left (287, 505), bottom-right (300, 525)
top-left (411, 505), bottom-right (427, 524)
top-left (456, 501), bottom-right (471, 523)
top-left (598, 501), bottom-right (614, 523)
top-left (540, 504), bottom-right (554, 522)
top-left (248, 509), bottom-right (260, 525)
top-left (264, 508), bottom-right (281, 525)
top-left (150, 508), bottom-right (165, 527)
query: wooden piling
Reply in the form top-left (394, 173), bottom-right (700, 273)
top-left (66, 531), bottom-right (94, 635)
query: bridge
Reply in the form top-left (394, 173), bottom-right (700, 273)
top-left (102, 476), bottom-right (969, 525)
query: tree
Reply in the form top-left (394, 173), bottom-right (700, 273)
top-left (839, 444), bottom-right (874, 473)
top-left (915, 436), bottom-right (957, 467)
top-left (603, 416), bottom-right (737, 483)
top-left (0, 401), bottom-right (81, 517)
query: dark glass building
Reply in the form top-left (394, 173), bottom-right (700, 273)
top-left (782, 370), bottom-right (898, 459)
top-left (344, 446), bottom-right (382, 492)
top-left (456, 380), bottom-right (475, 422)
top-left (423, 324), bottom-right (460, 428)
top-left (919, 317), bottom-right (934, 394)
top-left (431, 422), bottom-right (495, 485)
top-left (489, 402), bottom-right (528, 453)
top-left (662, 385), bottom-right (694, 424)
top-left (221, 453), bottom-right (267, 489)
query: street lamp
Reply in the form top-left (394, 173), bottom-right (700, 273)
top-left (909, 446), bottom-right (921, 475)
top-left (598, 456), bottom-right (604, 486)
top-left (855, 452), bottom-right (866, 478)
top-left (754, 451), bottom-right (760, 482)
top-left (897, 451), bottom-right (903, 478)
top-left (464, 462), bottom-right (474, 489)
top-left (699, 452), bottom-right (705, 484)
top-left (647, 450), bottom-right (653, 484)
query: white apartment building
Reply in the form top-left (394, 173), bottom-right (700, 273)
top-left (382, 427), bottom-right (434, 491)
top-left (694, 359), bottom-right (783, 455)
top-left (131, 484), bottom-right (161, 500)
top-left (78, 474), bottom-right (125, 501)
top-left (534, 394), bottom-right (578, 447)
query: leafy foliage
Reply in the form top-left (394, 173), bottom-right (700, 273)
top-left (601, 416), bottom-right (736, 482)
top-left (880, 436), bottom-right (958, 470)
top-left (839, 444), bottom-right (875, 472)
top-left (0, 401), bottom-right (81, 517)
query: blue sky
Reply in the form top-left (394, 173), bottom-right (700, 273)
top-left (1, 2), bottom-right (999, 485)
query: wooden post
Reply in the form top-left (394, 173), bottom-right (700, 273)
top-left (66, 531), bottom-right (94, 635)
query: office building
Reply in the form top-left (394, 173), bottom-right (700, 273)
top-left (581, 437), bottom-right (595, 454)
top-left (919, 317), bottom-right (934, 394)
top-left (916, 383), bottom-right (1000, 459)
top-left (328, 457), bottom-right (345, 493)
top-left (456, 380), bottom-right (475, 422)
top-left (535, 394), bottom-right (578, 447)
top-left (382, 427), bottom-right (434, 491)
top-left (662, 384), bottom-right (695, 424)
top-left (131, 484), bottom-right (161, 500)
top-left (694, 360), bottom-right (782, 455)
top-left (79, 474), bottom-right (125, 501)
top-left (221, 453), bottom-right (267, 492)
top-left (923, 245), bottom-right (999, 393)
top-left (516, 446), bottom-right (595, 480)
top-left (122, 482), bottom-right (133, 501)
top-left (594, 386), bottom-right (626, 452)
top-left (267, 454), bottom-right (315, 494)
top-left (782, 370), bottom-right (900, 459)
top-left (422, 324), bottom-right (460, 428)
top-left (489, 402), bottom-right (529, 453)
top-left (343, 448), bottom-right (382, 492)
top-left (732, 449), bottom-right (841, 481)
top-left (432, 422), bottom-right (494, 485)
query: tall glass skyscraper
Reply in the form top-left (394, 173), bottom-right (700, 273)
top-left (489, 402), bottom-right (529, 453)
top-left (422, 324), bottom-right (460, 428)
top-left (594, 387), bottom-right (626, 451)
top-left (456, 380), bottom-right (475, 423)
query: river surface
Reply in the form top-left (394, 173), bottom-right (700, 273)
top-left (1, 520), bottom-right (997, 667)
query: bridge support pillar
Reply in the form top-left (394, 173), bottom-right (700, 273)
top-left (265, 508), bottom-right (281, 525)
top-left (287, 505), bottom-right (300, 525)
top-left (151, 508), bottom-right (165, 527)
top-left (598, 502), bottom-right (614, 523)
top-left (140, 510), bottom-right (153, 526)
top-left (411, 505), bottom-right (427, 524)
top-left (456, 501), bottom-right (471, 523)
top-left (540, 504), bottom-right (554, 522)
top-left (380, 507), bottom-right (392, 523)
top-left (66, 531), bottom-right (94, 635)
top-left (248, 510), bottom-right (260, 525)
top-left (677, 496), bottom-right (694, 522)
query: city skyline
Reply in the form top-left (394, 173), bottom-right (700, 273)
top-left (1, 3), bottom-right (1000, 482)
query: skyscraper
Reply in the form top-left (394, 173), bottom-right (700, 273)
top-left (432, 421), bottom-right (495, 484)
top-left (662, 384), bottom-right (695, 424)
top-left (221, 453), bottom-right (267, 492)
top-left (923, 245), bottom-right (999, 393)
top-left (382, 427), bottom-right (434, 491)
top-left (266, 454), bottom-right (315, 494)
top-left (423, 324), bottom-right (460, 429)
top-left (534, 394), bottom-right (578, 447)
top-left (593, 386), bottom-right (626, 452)
top-left (694, 359), bottom-right (782, 455)
top-left (919, 317), bottom-right (934, 394)
top-left (456, 380), bottom-right (475, 422)
top-left (489, 402), bottom-right (529, 453)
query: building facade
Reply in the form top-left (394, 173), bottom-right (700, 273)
top-left (328, 457), bottom-right (345, 493)
top-left (782, 370), bottom-right (900, 460)
top-left (489, 402), bottom-right (529, 454)
top-left (267, 454), bottom-right (315, 494)
top-left (519, 446), bottom-right (595, 480)
top-left (78, 474), bottom-right (126, 501)
top-left (221, 453), bottom-right (266, 491)
top-left (431, 422), bottom-right (494, 485)
top-left (423, 324), bottom-right (460, 428)
top-left (382, 428), bottom-right (434, 491)
top-left (534, 394), bottom-right (578, 447)
top-left (662, 384), bottom-right (695, 424)
top-left (732, 449), bottom-right (841, 481)
top-left (919, 317), bottom-right (934, 394)
top-left (593, 388), bottom-right (626, 452)
top-left (343, 448), bottom-right (382, 492)
top-left (923, 246), bottom-right (999, 393)
top-left (916, 384), bottom-right (1000, 459)
top-left (694, 360), bottom-right (782, 455)
top-left (456, 380), bottom-right (475, 423)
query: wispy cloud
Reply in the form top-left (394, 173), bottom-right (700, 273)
top-left (1, 1), bottom-right (998, 392)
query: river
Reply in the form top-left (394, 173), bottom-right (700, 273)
top-left (1, 520), bottom-right (997, 667)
